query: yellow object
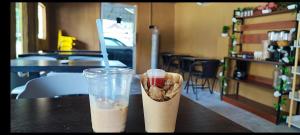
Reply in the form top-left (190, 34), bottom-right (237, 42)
top-left (277, 41), bottom-right (289, 47)
top-left (57, 30), bottom-right (76, 51)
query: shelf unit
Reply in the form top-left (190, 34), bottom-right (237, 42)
top-left (221, 7), bottom-right (299, 125)
top-left (225, 57), bottom-right (283, 65)
top-left (289, 92), bottom-right (300, 102)
top-left (288, 11), bottom-right (300, 128)
top-left (222, 57), bottom-right (292, 124)
top-left (236, 9), bottom-right (297, 19)
top-left (223, 94), bottom-right (288, 124)
top-left (292, 66), bottom-right (300, 75)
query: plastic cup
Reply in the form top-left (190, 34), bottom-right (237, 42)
top-left (83, 68), bottom-right (134, 133)
top-left (146, 69), bottom-right (166, 88)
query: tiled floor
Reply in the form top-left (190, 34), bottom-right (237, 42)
top-left (181, 83), bottom-right (300, 133)
top-left (131, 76), bottom-right (300, 132)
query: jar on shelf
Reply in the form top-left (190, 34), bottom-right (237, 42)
top-left (277, 30), bottom-right (289, 47)
top-left (250, 10), bottom-right (253, 16)
top-left (247, 10), bottom-right (252, 16)
top-left (243, 10), bottom-right (247, 17)
top-left (288, 28), bottom-right (296, 41)
top-left (285, 76), bottom-right (293, 91)
top-left (268, 31), bottom-right (277, 41)
top-left (235, 10), bottom-right (241, 17)
top-left (274, 31), bottom-right (280, 41)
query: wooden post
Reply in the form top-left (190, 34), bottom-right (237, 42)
top-left (288, 11), bottom-right (300, 127)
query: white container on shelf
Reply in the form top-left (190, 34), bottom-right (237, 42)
top-left (262, 9), bottom-right (272, 14)
top-left (292, 66), bottom-right (300, 75)
top-left (254, 51), bottom-right (263, 60)
top-left (287, 4), bottom-right (297, 10)
top-left (235, 11), bottom-right (241, 17)
top-left (289, 91), bottom-right (300, 102)
top-left (221, 33), bottom-right (228, 37)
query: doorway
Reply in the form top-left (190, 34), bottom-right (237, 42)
top-left (15, 2), bottom-right (23, 58)
top-left (100, 2), bottom-right (137, 72)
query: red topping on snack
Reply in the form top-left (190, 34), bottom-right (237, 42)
top-left (147, 77), bottom-right (165, 88)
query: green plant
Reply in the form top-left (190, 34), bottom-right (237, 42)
top-left (272, 65), bottom-right (292, 122)
top-left (274, 97), bottom-right (287, 111)
top-left (288, 56), bottom-right (295, 64)
top-left (222, 26), bottom-right (230, 33)
top-left (231, 34), bottom-right (236, 40)
top-left (219, 59), bottom-right (229, 94)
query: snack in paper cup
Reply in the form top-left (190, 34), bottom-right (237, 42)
top-left (140, 69), bottom-right (183, 132)
top-left (142, 69), bottom-right (182, 102)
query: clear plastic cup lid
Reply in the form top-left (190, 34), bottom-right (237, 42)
top-left (146, 69), bottom-right (166, 78)
top-left (83, 68), bottom-right (134, 78)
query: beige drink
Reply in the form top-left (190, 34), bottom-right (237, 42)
top-left (83, 68), bottom-right (133, 133)
top-left (89, 97), bottom-right (128, 133)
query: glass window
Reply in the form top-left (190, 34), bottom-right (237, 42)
top-left (15, 2), bottom-right (23, 57)
top-left (38, 2), bottom-right (46, 39)
top-left (105, 38), bottom-right (121, 47)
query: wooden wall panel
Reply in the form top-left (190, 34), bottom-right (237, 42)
top-left (242, 20), bottom-right (297, 31)
top-left (241, 33), bottom-right (267, 44)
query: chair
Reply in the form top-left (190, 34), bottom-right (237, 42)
top-left (179, 56), bottom-right (195, 78)
top-left (16, 73), bottom-right (88, 99)
top-left (68, 56), bottom-right (102, 61)
top-left (160, 52), bottom-right (173, 70)
top-left (166, 55), bottom-right (192, 73)
top-left (167, 55), bottom-right (180, 72)
top-left (188, 60), bottom-right (220, 100)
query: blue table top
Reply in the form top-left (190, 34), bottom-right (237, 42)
top-left (18, 51), bottom-right (102, 58)
top-left (10, 59), bottom-right (127, 72)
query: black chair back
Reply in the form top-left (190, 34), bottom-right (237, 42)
top-left (161, 52), bottom-right (173, 66)
top-left (201, 60), bottom-right (220, 78)
top-left (190, 59), bottom-right (220, 76)
top-left (170, 55), bottom-right (191, 67)
top-left (180, 57), bottom-right (194, 72)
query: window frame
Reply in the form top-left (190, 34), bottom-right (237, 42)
top-left (38, 2), bottom-right (46, 40)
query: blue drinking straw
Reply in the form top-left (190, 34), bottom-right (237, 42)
top-left (96, 19), bottom-right (114, 101)
top-left (96, 19), bottom-right (109, 69)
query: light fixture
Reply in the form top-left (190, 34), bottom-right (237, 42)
top-left (196, 2), bottom-right (203, 6)
top-left (196, 2), bottom-right (213, 6)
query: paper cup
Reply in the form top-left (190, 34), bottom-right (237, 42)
top-left (140, 72), bottom-right (183, 132)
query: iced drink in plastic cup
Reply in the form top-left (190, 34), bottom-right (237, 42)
top-left (83, 68), bottom-right (134, 132)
